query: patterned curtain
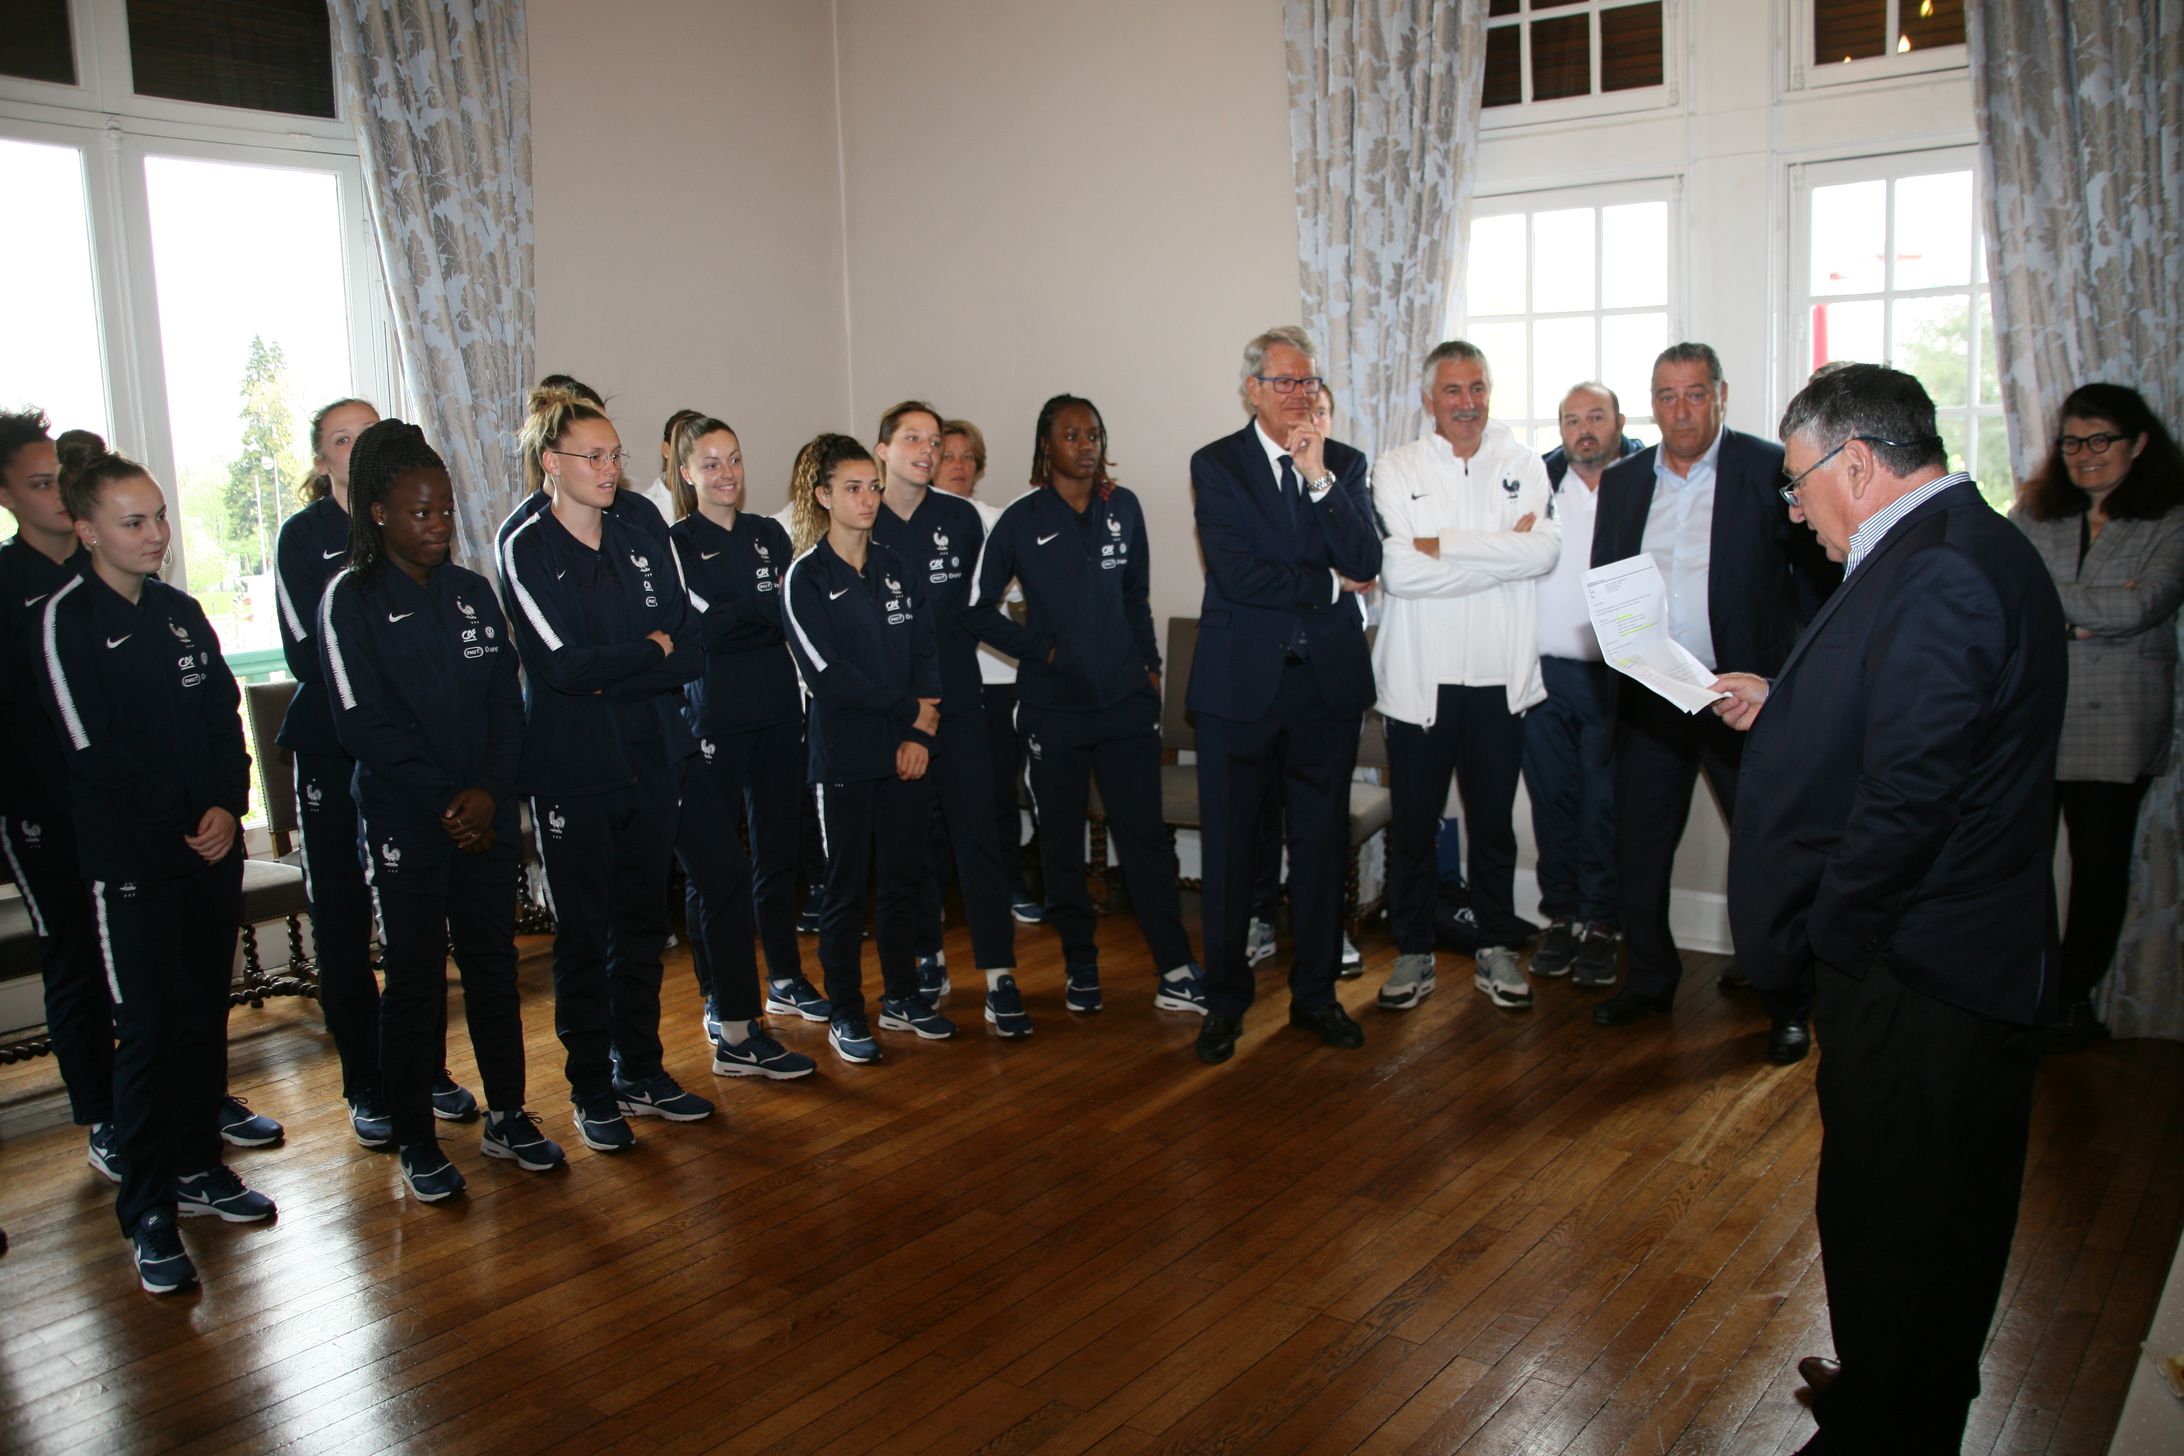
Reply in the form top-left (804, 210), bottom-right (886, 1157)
top-left (328, 0), bottom-right (534, 572)
top-left (1971, 0), bottom-right (2184, 1041)
top-left (1285, 0), bottom-right (1487, 459)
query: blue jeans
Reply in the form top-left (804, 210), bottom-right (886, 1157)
top-left (1522, 656), bottom-right (1618, 926)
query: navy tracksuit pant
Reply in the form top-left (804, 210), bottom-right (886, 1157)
top-left (815, 773), bottom-right (934, 1019)
top-left (911, 708), bottom-right (1016, 970)
top-left (1522, 656), bottom-right (1619, 927)
top-left (365, 826), bottom-right (526, 1152)
top-left (1, 813), bottom-right (113, 1126)
top-left (1022, 691), bottom-right (1194, 976)
top-left (687, 722), bottom-right (802, 995)
top-left (294, 751), bottom-right (383, 1103)
top-left (99, 855), bottom-right (242, 1236)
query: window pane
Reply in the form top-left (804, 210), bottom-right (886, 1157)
top-left (1975, 305), bottom-right (2002, 407)
top-left (1531, 207), bottom-right (1596, 313)
top-left (1484, 24), bottom-right (1522, 107)
top-left (1600, 311), bottom-right (1666, 429)
top-left (1890, 294), bottom-right (1972, 408)
top-left (1901, 0), bottom-right (1966, 53)
top-left (1488, 0), bottom-right (1519, 16)
top-left (1466, 213), bottom-right (1529, 318)
top-left (143, 155), bottom-right (357, 652)
top-left (1530, 14), bottom-right (1591, 101)
top-left (1601, 200), bottom-right (1667, 307)
top-left (127, 0), bottom-right (336, 119)
top-left (1600, 2), bottom-right (1664, 92)
top-left (1974, 415), bottom-right (2012, 507)
top-left (1532, 316), bottom-right (1597, 427)
top-left (1815, 0), bottom-right (1887, 63)
top-left (0, 140), bottom-right (108, 441)
top-left (1811, 299), bottom-right (1883, 370)
top-left (1471, 321), bottom-right (1529, 421)
top-left (1809, 179), bottom-right (1887, 295)
top-left (1892, 171), bottom-right (1972, 289)
top-left (2, 0), bottom-right (77, 84)
top-left (1533, 424), bottom-right (1562, 453)
top-left (1937, 414), bottom-right (1969, 477)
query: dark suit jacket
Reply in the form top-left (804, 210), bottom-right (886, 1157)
top-left (1729, 480), bottom-right (2067, 1025)
top-left (1590, 428), bottom-right (1839, 685)
top-left (1185, 422), bottom-right (1380, 722)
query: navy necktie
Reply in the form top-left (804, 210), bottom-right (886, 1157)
top-left (1279, 453), bottom-right (1301, 533)
top-left (1277, 454), bottom-right (1311, 659)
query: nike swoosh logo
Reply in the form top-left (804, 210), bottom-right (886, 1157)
top-left (388, 612), bottom-right (414, 622)
top-left (322, 548), bottom-right (344, 559)
top-left (23, 593), bottom-right (48, 608)
top-left (828, 587), bottom-right (850, 600)
top-left (1409, 492), bottom-right (1428, 500)
top-left (701, 550), bottom-right (721, 560)
top-left (1036, 532), bottom-right (1061, 545)
top-left (555, 569), bottom-right (567, 579)
top-left (106, 635), bottom-right (131, 649)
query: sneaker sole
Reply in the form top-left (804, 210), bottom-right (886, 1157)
top-left (711, 1054), bottom-right (818, 1081)
top-left (430, 1102), bottom-right (477, 1123)
top-left (1531, 962), bottom-right (1574, 978)
top-left (481, 1139), bottom-right (564, 1172)
top-left (175, 1199), bottom-right (275, 1224)
top-left (352, 1126), bottom-right (394, 1150)
top-left (1010, 908), bottom-right (1045, 924)
top-left (1377, 979), bottom-right (1436, 1011)
top-left (137, 1264), bottom-right (195, 1295)
top-left (88, 1151), bottom-right (121, 1184)
top-left (218, 1127), bottom-right (282, 1149)
top-left (1152, 991), bottom-right (1210, 1015)
top-left (572, 1112), bottom-right (635, 1152)
top-left (401, 1169), bottom-right (465, 1203)
top-left (614, 1099), bottom-right (713, 1122)
top-left (829, 1037), bottom-right (881, 1064)
top-left (876, 1014), bottom-right (956, 1040)
top-left (1571, 971), bottom-right (1618, 988)
top-left (764, 996), bottom-right (831, 1022)
top-left (984, 1006), bottom-right (1033, 1038)
top-left (1474, 974), bottom-right (1534, 1010)
top-left (1337, 964), bottom-right (1364, 980)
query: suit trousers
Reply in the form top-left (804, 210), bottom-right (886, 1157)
top-left (1387, 684), bottom-right (1529, 954)
top-left (1198, 660), bottom-right (1359, 1018)
top-left (2054, 777), bottom-right (2150, 1005)
top-left (1021, 691), bottom-right (1195, 977)
top-left (368, 830), bottom-right (525, 1151)
top-left (296, 751), bottom-right (382, 1103)
top-left (0, 813), bottom-right (113, 1126)
top-left (910, 707), bottom-right (1017, 970)
top-left (815, 772), bottom-right (935, 1020)
top-left (1810, 960), bottom-right (2038, 1452)
top-left (1522, 656), bottom-right (1619, 926)
top-left (99, 856), bottom-right (241, 1237)
top-left (688, 720), bottom-right (806, 992)
top-left (1613, 696), bottom-right (1744, 997)
top-left (532, 775), bottom-right (674, 1102)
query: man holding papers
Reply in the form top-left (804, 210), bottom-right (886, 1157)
top-left (1588, 343), bottom-right (1837, 1061)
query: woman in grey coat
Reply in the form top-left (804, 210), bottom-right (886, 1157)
top-left (2012, 383), bottom-right (2184, 1039)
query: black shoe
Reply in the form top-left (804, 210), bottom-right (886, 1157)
top-left (1570, 924), bottom-right (1622, 987)
top-left (1592, 985), bottom-right (1674, 1027)
top-left (1196, 1012), bottom-right (1241, 1065)
top-left (1531, 918), bottom-right (1583, 977)
top-left (1797, 1355), bottom-right (1841, 1394)
top-left (1769, 1019), bottom-right (1812, 1065)
top-left (1716, 958), bottom-right (1750, 989)
top-left (1288, 1000), bottom-right (1365, 1049)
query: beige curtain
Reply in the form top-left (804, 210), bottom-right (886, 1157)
top-left (1285, 0), bottom-right (1487, 460)
top-left (1971, 0), bottom-right (2184, 1039)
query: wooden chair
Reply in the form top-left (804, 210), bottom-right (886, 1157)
top-left (238, 680), bottom-right (321, 1005)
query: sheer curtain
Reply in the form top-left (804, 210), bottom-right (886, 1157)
top-left (1971, 0), bottom-right (2184, 1040)
top-left (328, 0), bottom-right (534, 571)
top-left (1285, 0), bottom-right (1487, 459)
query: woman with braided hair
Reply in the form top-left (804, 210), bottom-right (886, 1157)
top-left (317, 419), bottom-right (563, 1200)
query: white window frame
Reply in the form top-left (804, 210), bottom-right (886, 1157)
top-left (1456, 176), bottom-right (1684, 451)
top-left (1786, 0), bottom-right (1969, 94)
top-left (1482, 0), bottom-right (1680, 133)
top-left (0, 0), bottom-right (400, 590)
top-left (1786, 145), bottom-right (2004, 489)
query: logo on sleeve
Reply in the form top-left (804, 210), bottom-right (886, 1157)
top-left (379, 840), bottom-right (402, 867)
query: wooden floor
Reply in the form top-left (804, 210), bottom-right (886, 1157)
top-left (1, 915), bottom-right (2179, 1456)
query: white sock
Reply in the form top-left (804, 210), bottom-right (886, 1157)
top-left (723, 1019), bottom-right (754, 1046)
top-left (984, 968), bottom-right (1011, 991)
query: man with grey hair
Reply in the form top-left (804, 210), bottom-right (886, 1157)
top-left (1186, 326), bottom-right (1380, 1065)
top-left (1709, 362), bottom-right (2064, 1453)
top-left (1371, 340), bottom-right (1560, 1014)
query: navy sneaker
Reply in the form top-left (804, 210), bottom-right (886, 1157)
top-left (87, 1122), bottom-right (122, 1184)
top-left (712, 1027), bottom-right (819, 1080)
top-left (1009, 893), bottom-right (1046, 925)
top-left (1065, 966), bottom-right (1103, 1014)
top-left (612, 1072), bottom-right (715, 1122)
top-left (915, 952), bottom-right (951, 1005)
top-left (173, 1165), bottom-right (277, 1223)
top-left (984, 975), bottom-right (1033, 1038)
top-left (878, 995), bottom-right (957, 1040)
top-left (795, 897), bottom-right (823, 935)
top-left (430, 1072), bottom-right (478, 1122)
top-left (829, 1015), bottom-right (881, 1064)
top-left (701, 996), bottom-right (724, 1044)
top-left (1153, 963), bottom-right (1210, 1015)
top-left (481, 1109), bottom-right (566, 1171)
top-left (216, 1096), bottom-right (283, 1148)
top-left (131, 1211), bottom-right (196, 1295)
top-left (572, 1094), bottom-right (636, 1152)
top-left (349, 1097), bottom-right (394, 1149)
top-left (399, 1144), bottom-right (467, 1203)
top-left (764, 976), bottom-right (832, 1022)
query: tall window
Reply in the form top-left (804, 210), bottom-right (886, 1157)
top-left (1792, 149), bottom-right (2006, 506)
top-left (0, 0), bottom-right (397, 660)
top-left (1458, 182), bottom-right (1677, 453)
top-left (1484, 0), bottom-right (1670, 121)
top-left (1791, 0), bottom-right (1967, 91)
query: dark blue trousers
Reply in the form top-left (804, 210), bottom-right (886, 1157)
top-left (1, 813), bottom-right (113, 1125)
top-left (296, 751), bottom-right (381, 1103)
top-left (911, 707), bottom-right (1016, 970)
top-left (1522, 656), bottom-right (1619, 926)
top-left (814, 772), bottom-right (934, 1019)
top-left (689, 720), bottom-right (805, 991)
top-left (1387, 684), bottom-right (1528, 954)
top-left (671, 752), bottom-right (761, 1022)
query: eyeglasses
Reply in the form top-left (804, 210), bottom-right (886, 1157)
top-left (1253, 374), bottom-right (1325, 395)
top-left (1776, 434), bottom-right (1934, 506)
top-left (549, 448), bottom-right (630, 471)
top-left (2059, 431), bottom-right (2130, 456)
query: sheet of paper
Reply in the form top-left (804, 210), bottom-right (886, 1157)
top-left (1583, 555), bottom-right (1730, 715)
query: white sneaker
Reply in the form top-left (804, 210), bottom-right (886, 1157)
top-left (1475, 945), bottom-right (1532, 1010)
top-left (1245, 916), bottom-right (1276, 967)
top-left (1338, 933), bottom-right (1364, 978)
top-left (1377, 952), bottom-right (1436, 1011)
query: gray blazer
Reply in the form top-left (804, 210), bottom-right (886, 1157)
top-left (2011, 504), bottom-right (2184, 781)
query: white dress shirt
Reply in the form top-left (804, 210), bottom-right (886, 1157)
top-left (1641, 429), bottom-right (1723, 669)
top-left (1535, 466), bottom-right (1605, 661)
